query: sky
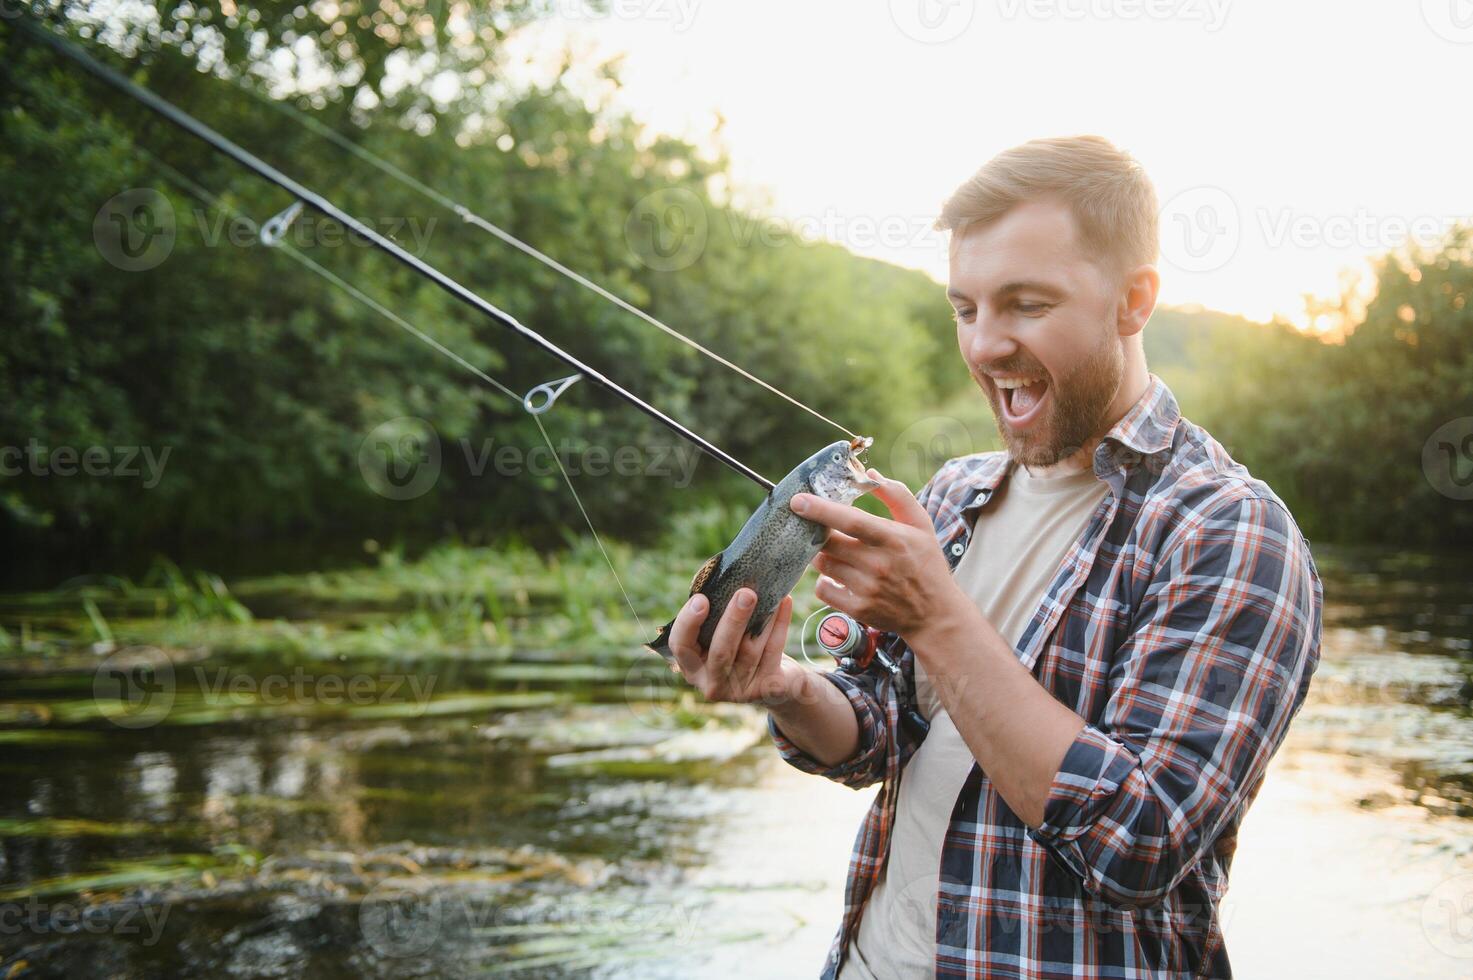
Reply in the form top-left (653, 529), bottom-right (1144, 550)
top-left (506, 0), bottom-right (1472, 330)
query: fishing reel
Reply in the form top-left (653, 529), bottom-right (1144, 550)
top-left (811, 611), bottom-right (930, 740)
top-left (814, 610), bottom-right (883, 672)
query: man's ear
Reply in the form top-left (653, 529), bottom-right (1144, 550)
top-left (1116, 264), bottom-right (1160, 338)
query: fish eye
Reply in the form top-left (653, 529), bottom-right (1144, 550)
top-left (831, 451), bottom-right (843, 462)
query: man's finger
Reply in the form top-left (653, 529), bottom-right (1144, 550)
top-left (790, 493), bottom-right (892, 543)
top-left (755, 596), bottom-right (793, 701)
top-left (814, 553), bottom-right (878, 599)
top-left (813, 549), bottom-right (873, 588)
top-left (866, 469), bottom-right (932, 531)
top-left (706, 588), bottom-right (757, 683)
top-left (667, 593), bottom-right (709, 680)
top-left (816, 528), bottom-right (867, 563)
top-left (814, 574), bottom-right (859, 617)
top-left (736, 597), bottom-right (783, 692)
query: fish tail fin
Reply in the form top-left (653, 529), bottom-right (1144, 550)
top-left (645, 620), bottom-right (676, 666)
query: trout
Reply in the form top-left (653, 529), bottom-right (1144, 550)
top-left (648, 437), bottom-right (880, 662)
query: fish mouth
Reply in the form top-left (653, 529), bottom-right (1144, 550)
top-left (846, 436), bottom-right (880, 491)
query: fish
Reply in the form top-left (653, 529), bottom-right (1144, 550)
top-left (648, 436), bottom-right (880, 663)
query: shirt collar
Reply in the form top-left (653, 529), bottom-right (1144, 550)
top-left (1099, 372), bottom-right (1180, 459)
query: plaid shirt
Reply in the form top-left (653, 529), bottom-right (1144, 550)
top-left (769, 374), bottom-right (1322, 979)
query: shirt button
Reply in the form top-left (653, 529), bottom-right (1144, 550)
top-left (950, 542), bottom-right (966, 557)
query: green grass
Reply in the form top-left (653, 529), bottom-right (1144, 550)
top-left (0, 505), bottom-right (840, 668)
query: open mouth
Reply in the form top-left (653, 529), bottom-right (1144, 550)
top-left (993, 375), bottom-right (1050, 429)
top-left (846, 436), bottom-right (880, 489)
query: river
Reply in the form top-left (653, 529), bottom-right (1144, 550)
top-left (1, 547), bottom-right (1469, 978)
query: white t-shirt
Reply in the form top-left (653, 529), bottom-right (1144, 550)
top-left (840, 460), bottom-right (1109, 979)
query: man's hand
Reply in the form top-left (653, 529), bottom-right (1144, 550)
top-left (791, 468), bottom-right (965, 640)
top-left (667, 588), bottom-right (797, 705)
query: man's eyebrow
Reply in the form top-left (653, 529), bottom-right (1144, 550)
top-left (947, 281), bottom-right (1065, 304)
top-left (994, 280), bottom-right (1065, 298)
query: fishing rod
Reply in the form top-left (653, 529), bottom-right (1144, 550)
top-left (219, 71), bottom-right (861, 443)
top-left (10, 16), bottom-right (777, 491)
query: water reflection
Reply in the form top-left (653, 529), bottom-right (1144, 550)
top-left (0, 547), bottom-right (1469, 977)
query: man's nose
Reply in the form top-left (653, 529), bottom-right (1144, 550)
top-left (961, 313), bottom-right (1016, 366)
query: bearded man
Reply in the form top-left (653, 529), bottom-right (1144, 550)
top-left (664, 135), bottom-right (1322, 980)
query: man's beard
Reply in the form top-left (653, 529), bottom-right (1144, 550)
top-left (982, 330), bottom-right (1124, 469)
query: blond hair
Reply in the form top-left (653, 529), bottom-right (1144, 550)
top-left (936, 135), bottom-right (1159, 275)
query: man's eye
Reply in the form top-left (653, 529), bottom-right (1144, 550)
top-left (1016, 302), bottom-right (1051, 316)
top-left (952, 308), bottom-right (976, 323)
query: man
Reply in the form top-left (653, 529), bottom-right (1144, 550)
top-left (664, 135), bottom-right (1322, 979)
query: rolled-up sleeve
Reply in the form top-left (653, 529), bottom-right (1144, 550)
top-left (768, 667), bottom-right (890, 790)
top-left (1029, 494), bottom-right (1322, 907)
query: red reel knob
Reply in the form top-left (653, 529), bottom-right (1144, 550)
top-left (818, 614), bottom-right (852, 651)
top-left (815, 611), bottom-right (879, 669)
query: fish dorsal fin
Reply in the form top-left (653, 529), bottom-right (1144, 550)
top-left (689, 553), bottom-right (722, 595)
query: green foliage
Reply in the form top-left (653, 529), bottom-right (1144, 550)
top-left (0, 6), bottom-right (949, 567)
top-left (4, 2), bottom-right (1469, 570)
top-left (1186, 232), bottom-right (1473, 547)
top-left (141, 557), bottom-right (254, 623)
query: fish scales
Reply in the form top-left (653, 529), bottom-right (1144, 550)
top-left (648, 438), bottom-right (878, 662)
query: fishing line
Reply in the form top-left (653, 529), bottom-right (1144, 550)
top-left (11, 16), bottom-right (776, 491)
top-left (798, 605), bottom-right (835, 668)
top-left (530, 413), bottom-right (650, 638)
top-left (121, 143), bottom-right (652, 639)
top-left (223, 71), bottom-right (861, 442)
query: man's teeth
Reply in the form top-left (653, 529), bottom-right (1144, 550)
top-left (993, 376), bottom-right (1045, 390)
